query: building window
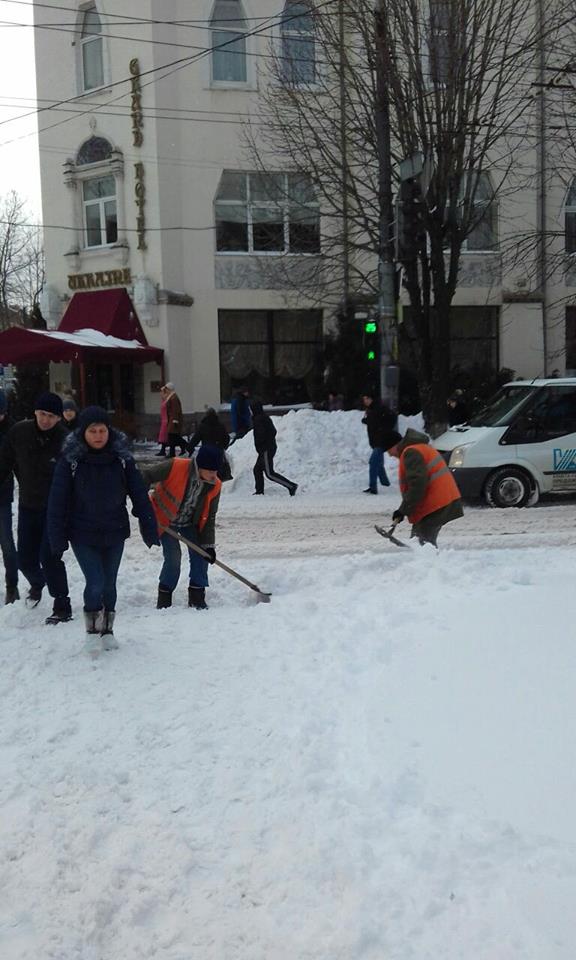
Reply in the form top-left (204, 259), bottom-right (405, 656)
top-left (429, 0), bottom-right (451, 85)
top-left (281, 1), bottom-right (316, 86)
top-left (462, 172), bottom-right (497, 251)
top-left (83, 175), bottom-right (117, 247)
top-left (566, 307), bottom-right (576, 369)
top-left (215, 171), bottom-right (320, 254)
top-left (218, 309), bottom-right (323, 404)
top-left (76, 136), bottom-right (112, 166)
top-left (80, 6), bottom-right (104, 91)
top-left (565, 181), bottom-right (576, 254)
top-left (210, 0), bottom-right (247, 84)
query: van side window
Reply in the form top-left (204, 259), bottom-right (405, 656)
top-left (506, 387), bottom-right (576, 443)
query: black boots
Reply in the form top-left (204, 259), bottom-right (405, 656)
top-left (84, 610), bottom-right (101, 634)
top-left (188, 587), bottom-right (208, 610)
top-left (157, 587), bottom-right (173, 609)
top-left (84, 610), bottom-right (117, 652)
top-left (100, 611), bottom-right (118, 650)
top-left (26, 585), bottom-right (43, 608)
top-left (5, 585), bottom-right (19, 605)
top-left (45, 596), bottom-right (73, 625)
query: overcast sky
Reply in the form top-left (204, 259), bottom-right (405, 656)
top-left (0, 0), bottom-right (42, 219)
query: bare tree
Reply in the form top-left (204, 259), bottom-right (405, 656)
top-left (0, 191), bottom-right (44, 330)
top-left (248, 0), bottom-right (564, 425)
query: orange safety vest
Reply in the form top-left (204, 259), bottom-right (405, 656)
top-left (399, 443), bottom-right (461, 525)
top-left (150, 458), bottom-right (222, 532)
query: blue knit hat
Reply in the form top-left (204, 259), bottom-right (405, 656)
top-left (78, 405), bottom-right (110, 433)
top-left (196, 443), bottom-right (224, 471)
top-left (34, 392), bottom-right (63, 417)
top-left (0, 390), bottom-right (7, 415)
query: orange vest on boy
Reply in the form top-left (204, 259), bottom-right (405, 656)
top-left (150, 458), bottom-right (221, 532)
top-left (399, 444), bottom-right (461, 524)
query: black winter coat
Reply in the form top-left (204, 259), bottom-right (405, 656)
top-left (0, 417), bottom-right (15, 506)
top-left (362, 401), bottom-right (397, 449)
top-left (0, 418), bottom-right (67, 511)
top-left (188, 410), bottom-right (230, 452)
top-left (251, 402), bottom-right (277, 455)
top-left (47, 429), bottom-right (159, 553)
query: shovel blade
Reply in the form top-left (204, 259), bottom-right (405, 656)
top-left (374, 524), bottom-right (410, 548)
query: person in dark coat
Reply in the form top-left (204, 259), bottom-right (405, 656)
top-left (251, 400), bottom-right (298, 496)
top-left (447, 390), bottom-right (470, 426)
top-left (188, 407), bottom-right (232, 481)
top-left (0, 390), bottom-right (18, 604)
top-left (230, 387), bottom-right (251, 442)
top-left (47, 406), bottom-right (159, 651)
top-left (361, 392), bottom-right (397, 494)
top-left (62, 398), bottom-right (79, 431)
top-left (0, 391), bottom-right (72, 623)
top-left (164, 383), bottom-right (187, 457)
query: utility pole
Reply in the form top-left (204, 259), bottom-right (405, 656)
top-left (374, 0), bottom-right (398, 411)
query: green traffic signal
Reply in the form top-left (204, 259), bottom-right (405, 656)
top-left (367, 350), bottom-right (376, 361)
top-left (364, 321), bottom-right (377, 333)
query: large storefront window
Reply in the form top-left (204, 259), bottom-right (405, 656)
top-left (400, 305), bottom-right (499, 373)
top-left (219, 309), bottom-right (323, 404)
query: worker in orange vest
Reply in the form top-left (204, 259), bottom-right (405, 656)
top-left (139, 443), bottom-right (223, 609)
top-left (385, 429), bottom-right (463, 546)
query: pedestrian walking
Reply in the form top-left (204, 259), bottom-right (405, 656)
top-left (250, 400), bottom-right (297, 496)
top-left (385, 428), bottom-right (463, 546)
top-left (139, 443), bottom-right (223, 610)
top-left (0, 392), bottom-right (72, 622)
top-left (0, 390), bottom-right (18, 605)
top-left (164, 383), bottom-right (187, 457)
top-left (230, 387), bottom-right (251, 443)
top-left (361, 392), bottom-right (397, 493)
top-left (188, 407), bottom-right (232, 481)
top-left (156, 385), bottom-right (169, 456)
top-left (47, 406), bottom-right (159, 652)
top-left (62, 398), bottom-right (79, 431)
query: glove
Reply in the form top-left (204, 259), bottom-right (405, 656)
top-left (392, 510), bottom-right (405, 524)
top-left (204, 547), bottom-right (216, 564)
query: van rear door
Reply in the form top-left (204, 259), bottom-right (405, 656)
top-left (502, 384), bottom-right (576, 493)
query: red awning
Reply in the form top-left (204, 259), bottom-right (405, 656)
top-left (59, 288), bottom-right (148, 344)
top-left (0, 326), bottom-right (163, 364)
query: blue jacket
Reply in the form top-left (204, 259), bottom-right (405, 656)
top-left (47, 429), bottom-right (159, 553)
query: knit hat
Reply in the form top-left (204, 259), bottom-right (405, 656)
top-left (196, 443), bottom-right (224, 471)
top-left (62, 398), bottom-right (78, 412)
top-left (0, 390), bottom-right (7, 415)
top-left (383, 430), bottom-right (403, 451)
top-left (163, 382), bottom-right (175, 391)
top-left (78, 405), bottom-right (110, 433)
top-left (34, 392), bottom-right (63, 417)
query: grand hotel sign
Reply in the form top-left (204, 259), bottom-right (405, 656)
top-left (68, 268), bottom-right (132, 291)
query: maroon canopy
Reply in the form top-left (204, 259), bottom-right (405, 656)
top-left (59, 289), bottom-right (148, 344)
top-left (0, 326), bottom-right (163, 364)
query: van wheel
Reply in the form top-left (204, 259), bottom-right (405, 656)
top-left (484, 467), bottom-right (533, 508)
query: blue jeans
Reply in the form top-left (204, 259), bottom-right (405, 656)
top-left (369, 447), bottom-right (390, 491)
top-left (159, 525), bottom-right (208, 591)
top-left (18, 506), bottom-right (69, 598)
top-left (0, 502), bottom-right (18, 588)
top-left (72, 541), bottom-right (125, 612)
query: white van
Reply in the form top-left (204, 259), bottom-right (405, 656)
top-left (435, 379), bottom-right (576, 507)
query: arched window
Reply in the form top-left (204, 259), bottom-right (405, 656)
top-left (66, 137), bottom-right (119, 249)
top-left (281, 1), bottom-right (315, 85)
top-left (462, 172), bottom-right (497, 251)
top-left (80, 6), bottom-right (104, 91)
top-left (76, 136), bottom-right (112, 166)
top-left (565, 180), bottom-right (576, 254)
top-left (210, 0), bottom-right (247, 84)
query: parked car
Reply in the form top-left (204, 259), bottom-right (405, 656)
top-left (435, 378), bottom-right (576, 507)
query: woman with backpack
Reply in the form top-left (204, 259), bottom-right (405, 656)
top-left (47, 406), bottom-right (159, 653)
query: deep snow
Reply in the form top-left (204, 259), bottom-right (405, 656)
top-left (1, 410), bottom-right (576, 959)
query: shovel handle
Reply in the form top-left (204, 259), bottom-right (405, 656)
top-left (161, 526), bottom-right (271, 598)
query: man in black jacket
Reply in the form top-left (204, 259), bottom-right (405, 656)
top-left (361, 392), bottom-right (398, 494)
top-left (250, 401), bottom-right (297, 496)
top-left (0, 392), bottom-right (72, 623)
top-left (0, 390), bottom-right (18, 604)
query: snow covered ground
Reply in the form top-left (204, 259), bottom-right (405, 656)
top-left (2, 410), bottom-right (576, 959)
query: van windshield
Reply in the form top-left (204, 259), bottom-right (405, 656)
top-left (468, 385), bottom-right (536, 427)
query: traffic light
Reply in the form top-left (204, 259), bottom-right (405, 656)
top-left (363, 318), bottom-right (379, 363)
top-left (396, 177), bottom-right (425, 261)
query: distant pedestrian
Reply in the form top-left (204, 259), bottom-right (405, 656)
top-left (188, 407), bottom-right (232, 481)
top-left (447, 390), bottom-right (469, 426)
top-left (139, 443), bottom-right (223, 611)
top-left (0, 390), bottom-right (18, 605)
top-left (361, 392), bottom-right (397, 494)
top-left (250, 400), bottom-right (297, 496)
top-left (326, 391), bottom-right (344, 411)
top-left (385, 429), bottom-right (463, 547)
top-left (47, 406), bottom-right (159, 652)
top-left (164, 383), bottom-right (187, 457)
top-left (230, 387), bottom-right (251, 443)
top-left (62, 398), bottom-right (79, 431)
top-left (0, 392), bottom-right (72, 623)
top-left (156, 385), bottom-right (169, 456)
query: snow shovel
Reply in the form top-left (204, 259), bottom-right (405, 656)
top-left (374, 519), bottom-right (410, 548)
top-left (161, 527), bottom-right (272, 602)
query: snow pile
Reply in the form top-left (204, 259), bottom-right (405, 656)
top-left (225, 409), bottom-right (423, 496)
